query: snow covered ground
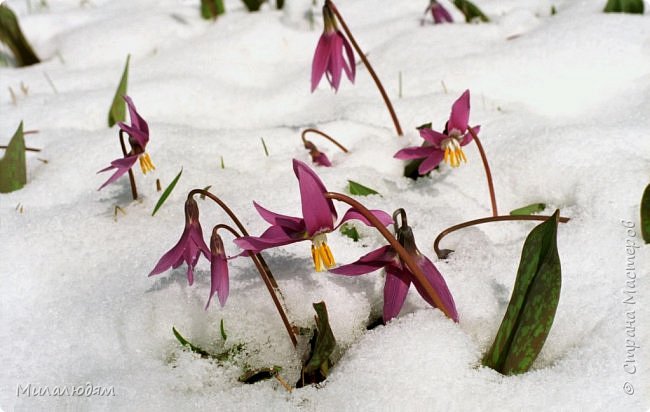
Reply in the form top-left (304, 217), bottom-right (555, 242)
top-left (1, 0), bottom-right (649, 410)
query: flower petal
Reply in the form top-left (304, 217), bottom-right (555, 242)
top-left (206, 251), bottom-right (229, 309)
top-left (418, 150), bottom-right (445, 175)
top-left (234, 225), bottom-right (302, 252)
top-left (120, 95), bottom-right (149, 147)
top-left (411, 254), bottom-right (458, 322)
top-left (253, 201), bottom-right (305, 233)
top-left (337, 208), bottom-right (393, 228)
top-left (419, 128), bottom-right (447, 147)
top-left (394, 145), bottom-right (439, 160)
top-left (293, 159), bottom-right (336, 236)
top-left (311, 33), bottom-right (331, 92)
top-left (313, 151), bottom-right (332, 167)
top-left (97, 155), bottom-right (139, 190)
top-left (448, 89), bottom-right (470, 133)
top-left (328, 34), bottom-right (344, 91)
top-left (340, 33), bottom-right (355, 83)
top-left (460, 125), bottom-right (481, 146)
top-left (383, 265), bottom-right (411, 322)
top-left (149, 227), bottom-right (191, 277)
top-left (329, 245), bottom-right (395, 275)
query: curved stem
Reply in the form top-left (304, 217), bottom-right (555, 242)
top-left (0, 145), bottom-right (40, 152)
top-left (119, 130), bottom-right (138, 201)
top-left (326, 1), bottom-right (403, 137)
top-left (212, 223), bottom-right (298, 347)
top-left (467, 127), bottom-right (497, 216)
top-left (433, 214), bottom-right (571, 259)
top-left (325, 192), bottom-right (456, 321)
top-left (301, 128), bottom-right (349, 153)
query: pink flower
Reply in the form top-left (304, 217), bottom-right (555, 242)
top-left (426, 1), bottom-right (453, 24)
top-left (97, 96), bottom-right (155, 190)
top-left (304, 140), bottom-right (332, 167)
top-left (235, 159), bottom-right (391, 272)
top-left (394, 89), bottom-right (480, 175)
top-left (206, 230), bottom-right (229, 309)
top-left (311, 5), bottom-right (356, 92)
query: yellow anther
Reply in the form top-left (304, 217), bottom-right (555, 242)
top-left (139, 152), bottom-right (156, 174)
top-left (311, 238), bottom-right (336, 272)
top-left (311, 244), bottom-right (322, 272)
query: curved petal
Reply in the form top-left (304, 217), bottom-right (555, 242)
top-left (293, 159), bottom-right (336, 236)
top-left (313, 152), bottom-right (332, 167)
top-left (340, 33), bottom-right (355, 83)
top-left (418, 151), bottom-right (445, 175)
top-left (460, 125), bottom-right (480, 146)
top-left (311, 33), bottom-right (331, 92)
top-left (448, 89), bottom-right (470, 132)
top-left (411, 254), bottom-right (458, 322)
top-left (337, 208), bottom-right (393, 228)
top-left (419, 128), bottom-right (447, 147)
top-left (149, 227), bottom-right (191, 277)
top-left (253, 201), bottom-right (305, 233)
top-left (329, 245), bottom-right (395, 276)
top-left (118, 123), bottom-right (149, 149)
top-left (206, 251), bottom-right (229, 309)
top-left (383, 266), bottom-right (411, 322)
top-left (121, 95), bottom-right (149, 147)
top-left (189, 224), bottom-right (210, 259)
top-left (97, 155), bottom-right (139, 190)
top-left (394, 145), bottom-right (438, 160)
top-left (328, 34), bottom-right (344, 91)
top-left (234, 225), bottom-right (303, 252)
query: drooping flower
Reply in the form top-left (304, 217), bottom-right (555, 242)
top-left (394, 89), bottom-right (480, 175)
top-left (98, 96), bottom-right (155, 190)
top-left (234, 159), bottom-right (391, 272)
top-left (149, 197), bottom-right (210, 285)
top-left (330, 211), bottom-right (458, 323)
top-left (206, 230), bottom-right (229, 309)
top-left (304, 140), bottom-right (332, 167)
top-left (311, 4), bottom-right (356, 92)
top-left (426, 0), bottom-right (453, 24)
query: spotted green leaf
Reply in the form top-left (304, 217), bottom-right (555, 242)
top-left (348, 180), bottom-right (380, 196)
top-left (510, 203), bottom-right (546, 216)
top-left (152, 168), bottom-right (182, 216)
top-left (108, 54), bottom-right (130, 127)
top-left (604, 0), bottom-right (644, 13)
top-left (0, 122), bottom-right (26, 193)
top-left (453, 0), bottom-right (490, 22)
top-left (641, 184), bottom-right (650, 243)
top-left (482, 210), bottom-right (561, 375)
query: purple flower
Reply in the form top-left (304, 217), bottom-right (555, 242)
top-left (235, 159), bottom-right (391, 272)
top-left (304, 140), bottom-right (332, 167)
top-left (311, 5), bottom-right (355, 92)
top-left (206, 230), bottom-right (229, 309)
top-left (149, 198), bottom-right (210, 285)
top-left (98, 96), bottom-right (155, 190)
top-left (426, 1), bottom-right (453, 24)
top-left (330, 216), bottom-right (458, 323)
top-left (394, 89), bottom-right (480, 175)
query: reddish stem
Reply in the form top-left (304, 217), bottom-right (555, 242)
top-left (119, 130), bottom-right (138, 201)
top-left (212, 223), bottom-right (298, 347)
top-left (466, 127), bottom-right (497, 216)
top-left (433, 214), bottom-right (571, 259)
top-left (301, 128), bottom-right (349, 153)
top-left (325, 192), bottom-right (456, 321)
top-left (326, 0), bottom-right (404, 137)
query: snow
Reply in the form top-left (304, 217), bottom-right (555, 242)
top-left (1, 0), bottom-right (649, 410)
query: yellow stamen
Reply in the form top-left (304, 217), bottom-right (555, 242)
top-left (139, 152), bottom-right (156, 174)
top-left (311, 244), bottom-right (322, 272)
top-left (311, 234), bottom-right (336, 272)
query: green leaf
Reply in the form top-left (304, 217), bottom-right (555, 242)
top-left (220, 319), bottom-right (228, 341)
top-left (453, 0), bottom-right (490, 22)
top-left (108, 54), bottom-right (130, 127)
top-left (0, 5), bottom-right (40, 67)
top-left (482, 210), bottom-right (561, 375)
top-left (172, 326), bottom-right (213, 358)
top-left (641, 184), bottom-right (650, 243)
top-left (340, 223), bottom-right (360, 242)
top-left (297, 301), bottom-right (337, 388)
top-left (604, 0), bottom-right (644, 13)
top-left (260, 137), bottom-right (269, 157)
top-left (509, 203), bottom-right (546, 216)
top-left (201, 0), bottom-right (225, 19)
top-left (0, 122), bottom-right (26, 193)
top-left (172, 326), bottom-right (244, 362)
top-left (348, 180), bottom-right (380, 196)
top-left (199, 185), bottom-right (212, 200)
top-left (152, 168), bottom-right (183, 216)
top-left (240, 0), bottom-right (264, 12)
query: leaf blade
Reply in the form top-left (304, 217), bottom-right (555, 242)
top-left (641, 184), bottom-right (650, 243)
top-left (509, 203), bottom-right (546, 216)
top-left (152, 168), bottom-right (183, 216)
top-left (108, 54), bottom-right (130, 127)
top-left (348, 180), bottom-right (380, 196)
top-left (0, 122), bottom-right (26, 193)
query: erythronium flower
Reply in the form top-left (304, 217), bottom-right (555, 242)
top-left (234, 159), bottom-right (392, 272)
top-left (150, 197), bottom-right (210, 285)
top-left (311, 4), bottom-right (355, 92)
top-left (304, 140), bottom-right (332, 167)
top-left (206, 230), bottom-right (229, 309)
top-left (330, 210), bottom-right (458, 322)
top-left (426, 0), bottom-right (453, 24)
top-left (97, 96), bottom-right (155, 190)
top-left (394, 89), bottom-right (480, 175)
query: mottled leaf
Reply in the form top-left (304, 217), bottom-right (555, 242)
top-left (201, 0), bottom-right (225, 19)
top-left (641, 184), bottom-right (650, 243)
top-left (0, 5), bottom-right (40, 67)
top-left (340, 223), bottom-right (360, 242)
top-left (297, 301), bottom-right (336, 388)
top-left (0, 122), bottom-right (26, 193)
top-left (108, 54), bottom-right (130, 127)
top-left (348, 180), bottom-right (380, 196)
top-left (482, 210), bottom-right (561, 375)
top-left (152, 168), bottom-right (182, 216)
top-left (453, 0), bottom-right (490, 22)
top-left (604, 0), bottom-right (644, 13)
top-left (510, 203), bottom-right (546, 216)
